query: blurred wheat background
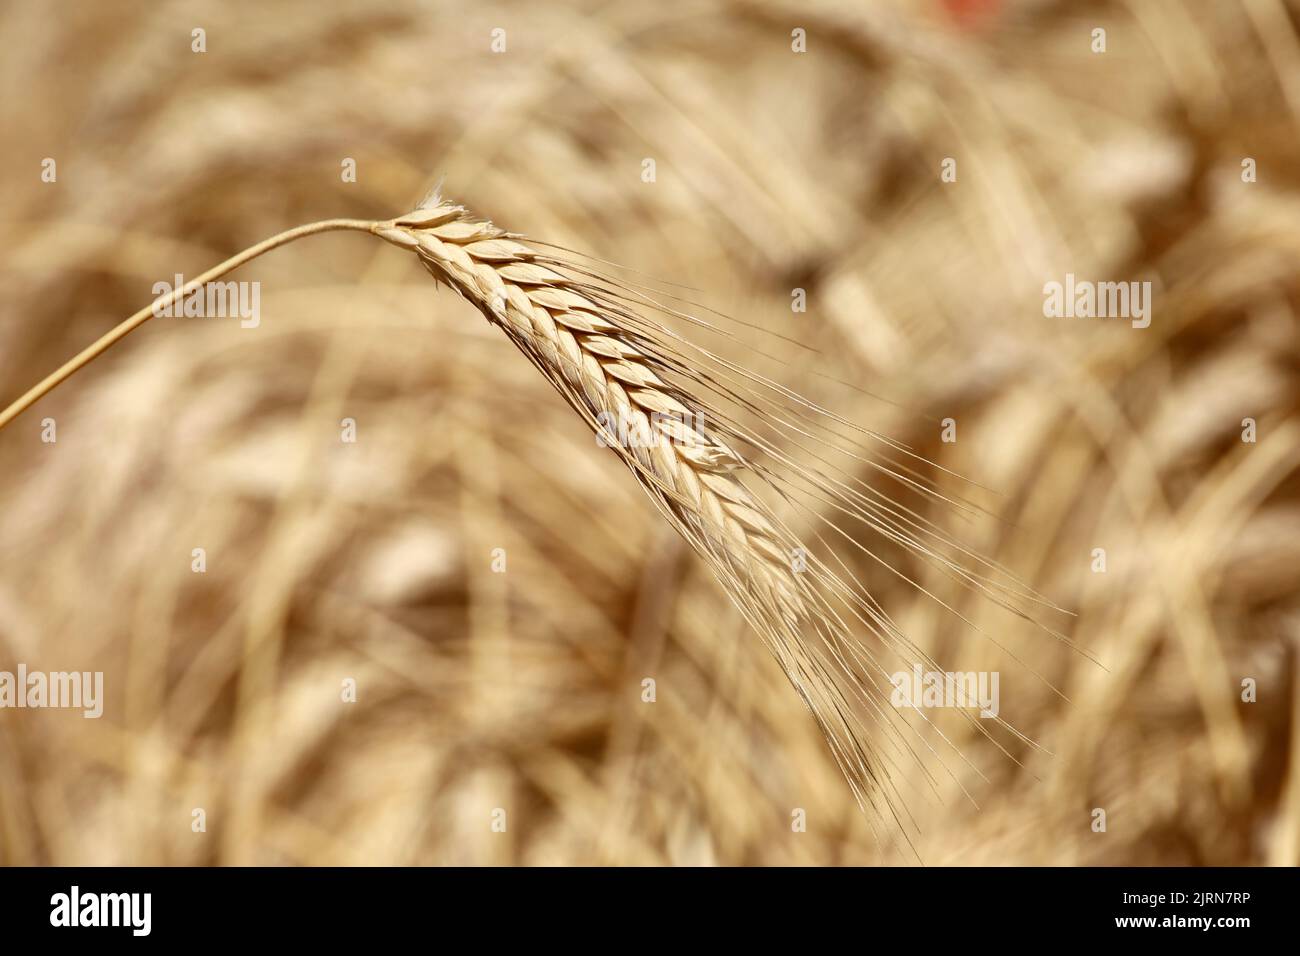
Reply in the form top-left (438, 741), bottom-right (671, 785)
top-left (1, 0), bottom-right (1298, 865)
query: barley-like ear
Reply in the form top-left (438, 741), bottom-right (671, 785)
top-left (0, 196), bottom-right (1068, 849)
top-left (373, 198), bottom-right (1070, 845)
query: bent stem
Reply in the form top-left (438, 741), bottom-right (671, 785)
top-left (0, 217), bottom-right (379, 432)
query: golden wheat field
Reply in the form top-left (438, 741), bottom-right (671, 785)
top-left (1, 0), bottom-right (1298, 867)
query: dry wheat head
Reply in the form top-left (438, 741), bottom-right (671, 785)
top-left (0, 189), bottom-right (1065, 847)
top-left (370, 197), bottom-right (1060, 841)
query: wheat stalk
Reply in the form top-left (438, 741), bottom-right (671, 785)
top-left (0, 194), bottom-right (1065, 848)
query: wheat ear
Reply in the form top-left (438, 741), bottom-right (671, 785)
top-left (371, 201), bottom-right (917, 827)
top-left (2, 196), bottom-right (1066, 846)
